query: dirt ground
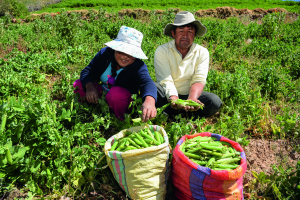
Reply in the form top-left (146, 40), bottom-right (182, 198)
top-left (18, 6), bottom-right (299, 23)
top-left (243, 138), bottom-right (299, 198)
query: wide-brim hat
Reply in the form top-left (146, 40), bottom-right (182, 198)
top-left (105, 26), bottom-right (148, 59)
top-left (164, 11), bottom-right (207, 38)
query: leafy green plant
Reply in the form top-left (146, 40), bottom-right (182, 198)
top-left (261, 12), bottom-right (286, 39)
top-left (252, 161), bottom-right (300, 200)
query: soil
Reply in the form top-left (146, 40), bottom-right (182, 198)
top-left (243, 139), bottom-right (299, 197)
top-left (13, 6), bottom-right (299, 23)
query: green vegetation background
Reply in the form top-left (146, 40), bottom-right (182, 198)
top-left (10, 0), bottom-right (300, 16)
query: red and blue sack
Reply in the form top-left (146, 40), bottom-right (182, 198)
top-left (172, 132), bottom-right (247, 200)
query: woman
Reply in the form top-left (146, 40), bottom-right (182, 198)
top-left (73, 26), bottom-right (157, 122)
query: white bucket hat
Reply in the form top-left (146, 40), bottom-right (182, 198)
top-left (105, 26), bottom-right (148, 59)
top-left (164, 11), bottom-right (207, 38)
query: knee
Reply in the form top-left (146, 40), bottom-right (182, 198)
top-left (106, 86), bottom-right (132, 103)
top-left (202, 93), bottom-right (222, 117)
top-left (209, 94), bottom-right (222, 111)
top-left (73, 79), bottom-right (82, 89)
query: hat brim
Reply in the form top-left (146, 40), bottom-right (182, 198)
top-left (104, 40), bottom-right (148, 60)
top-left (164, 20), bottom-right (207, 38)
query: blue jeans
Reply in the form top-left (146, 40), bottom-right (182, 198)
top-left (155, 82), bottom-right (222, 118)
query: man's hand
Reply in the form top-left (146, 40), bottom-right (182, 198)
top-left (169, 95), bottom-right (183, 110)
top-left (141, 96), bottom-right (156, 122)
top-left (85, 82), bottom-right (99, 103)
top-left (169, 96), bottom-right (203, 112)
top-left (185, 98), bottom-right (204, 112)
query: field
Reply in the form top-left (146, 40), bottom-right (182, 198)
top-left (17, 0), bottom-right (300, 13)
top-left (1, 0), bottom-right (300, 199)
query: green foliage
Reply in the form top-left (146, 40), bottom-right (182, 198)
top-left (252, 161), bottom-right (300, 199)
top-left (32, 0), bottom-right (300, 13)
top-left (261, 12), bottom-right (286, 39)
top-left (1, 0), bottom-right (29, 18)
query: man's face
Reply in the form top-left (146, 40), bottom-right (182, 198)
top-left (171, 25), bottom-right (196, 50)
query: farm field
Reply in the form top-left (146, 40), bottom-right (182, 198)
top-left (1, 0), bottom-right (300, 199)
top-left (16, 0), bottom-right (300, 14)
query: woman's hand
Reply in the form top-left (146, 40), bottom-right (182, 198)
top-left (85, 82), bottom-right (99, 103)
top-left (141, 96), bottom-right (157, 122)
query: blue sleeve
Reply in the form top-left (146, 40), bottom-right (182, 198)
top-left (136, 63), bottom-right (157, 102)
top-left (80, 47), bottom-right (108, 91)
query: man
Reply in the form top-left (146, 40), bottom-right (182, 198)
top-left (154, 11), bottom-right (222, 118)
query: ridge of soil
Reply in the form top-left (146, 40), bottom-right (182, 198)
top-left (16, 6), bottom-right (299, 23)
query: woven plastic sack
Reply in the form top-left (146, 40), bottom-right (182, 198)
top-left (172, 132), bottom-right (247, 200)
top-left (104, 125), bottom-right (170, 200)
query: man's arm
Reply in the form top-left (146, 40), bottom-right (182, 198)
top-left (188, 82), bottom-right (204, 100)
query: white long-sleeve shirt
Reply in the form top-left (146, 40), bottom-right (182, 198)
top-left (154, 40), bottom-right (209, 99)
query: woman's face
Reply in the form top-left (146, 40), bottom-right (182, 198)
top-left (114, 51), bottom-right (136, 68)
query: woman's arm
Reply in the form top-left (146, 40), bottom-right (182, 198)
top-left (135, 63), bottom-right (158, 122)
top-left (80, 47), bottom-right (109, 92)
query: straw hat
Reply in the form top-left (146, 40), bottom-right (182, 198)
top-left (164, 11), bottom-right (207, 38)
top-left (105, 26), bottom-right (148, 59)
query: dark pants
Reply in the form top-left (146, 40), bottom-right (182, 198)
top-left (155, 82), bottom-right (222, 119)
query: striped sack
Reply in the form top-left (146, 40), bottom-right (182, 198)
top-left (172, 132), bottom-right (247, 200)
top-left (104, 125), bottom-right (170, 200)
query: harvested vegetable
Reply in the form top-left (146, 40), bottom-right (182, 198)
top-left (171, 99), bottom-right (204, 109)
top-left (181, 136), bottom-right (241, 170)
top-left (110, 127), bottom-right (165, 152)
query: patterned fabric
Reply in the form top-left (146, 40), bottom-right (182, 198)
top-left (172, 132), bottom-right (247, 200)
top-left (105, 26), bottom-right (148, 59)
top-left (100, 63), bottom-right (123, 92)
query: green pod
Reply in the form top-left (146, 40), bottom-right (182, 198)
top-left (199, 143), bottom-right (224, 152)
top-left (214, 164), bottom-right (240, 169)
top-left (132, 118), bottom-right (142, 123)
top-left (125, 139), bottom-right (130, 147)
top-left (144, 138), bottom-right (154, 146)
top-left (158, 132), bottom-right (164, 144)
top-left (116, 139), bottom-right (127, 151)
top-left (110, 140), bottom-right (119, 151)
top-left (184, 152), bottom-right (202, 160)
top-left (16, 124), bottom-right (24, 139)
top-left (132, 137), bottom-right (143, 146)
top-left (190, 159), bottom-right (206, 166)
top-left (128, 138), bottom-right (141, 149)
top-left (200, 149), bottom-right (223, 157)
top-left (206, 157), bottom-right (215, 168)
top-left (140, 131), bottom-right (159, 146)
top-left (179, 142), bottom-right (186, 152)
top-left (135, 133), bottom-right (149, 148)
top-left (124, 146), bottom-right (137, 151)
top-left (146, 129), bottom-right (155, 139)
top-left (154, 131), bottom-right (161, 145)
top-left (187, 147), bottom-right (202, 154)
top-left (46, 104), bottom-right (52, 115)
top-left (70, 100), bottom-right (74, 112)
top-left (6, 148), bottom-right (13, 165)
top-left (220, 153), bottom-right (235, 159)
top-left (53, 129), bottom-right (61, 141)
top-left (215, 157), bottom-right (240, 164)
